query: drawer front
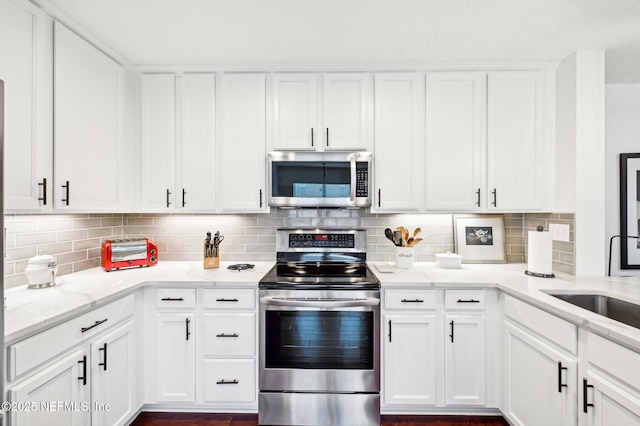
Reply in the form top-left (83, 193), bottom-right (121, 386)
top-left (203, 289), bottom-right (255, 310)
top-left (203, 313), bottom-right (256, 356)
top-left (156, 288), bottom-right (196, 309)
top-left (9, 294), bottom-right (135, 380)
top-left (203, 359), bottom-right (256, 403)
top-left (385, 290), bottom-right (436, 310)
top-left (445, 290), bottom-right (485, 310)
top-left (587, 332), bottom-right (640, 390)
top-left (504, 294), bottom-right (577, 355)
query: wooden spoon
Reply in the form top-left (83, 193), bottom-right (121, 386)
top-left (408, 237), bottom-right (423, 247)
top-left (413, 227), bottom-right (422, 237)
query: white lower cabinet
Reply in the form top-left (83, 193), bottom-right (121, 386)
top-left (384, 314), bottom-right (438, 406)
top-left (203, 359), bottom-right (256, 403)
top-left (200, 288), bottom-right (257, 407)
top-left (503, 295), bottom-right (578, 426)
top-left (90, 320), bottom-right (136, 426)
top-left (7, 295), bottom-right (138, 426)
top-left (9, 349), bottom-right (90, 426)
top-left (382, 289), bottom-right (493, 412)
top-left (145, 287), bottom-right (257, 409)
top-left (154, 312), bottom-right (196, 402)
top-left (503, 322), bottom-right (577, 426)
top-left (444, 314), bottom-right (486, 406)
top-left (580, 331), bottom-right (640, 426)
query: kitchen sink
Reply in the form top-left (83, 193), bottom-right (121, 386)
top-left (544, 292), bottom-right (640, 330)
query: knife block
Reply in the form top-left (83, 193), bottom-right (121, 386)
top-left (204, 255), bottom-right (219, 269)
top-left (203, 240), bottom-right (220, 269)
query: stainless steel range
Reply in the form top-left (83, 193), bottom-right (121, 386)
top-left (259, 228), bottom-right (380, 426)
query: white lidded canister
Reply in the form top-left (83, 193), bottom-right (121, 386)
top-left (25, 251), bottom-right (58, 289)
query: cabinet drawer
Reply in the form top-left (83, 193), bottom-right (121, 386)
top-left (203, 288), bottom-right (255, 310)
top-left (504, 295), bottom-right (577, 354)
top-left (9, 294), bottom-right (135, 380)
top-left (203, 359), bottom-right (256, 403)
top-left (587, 332), bottom-right (640, 391)
top-left (385, 290), bottom-right (436, 310)
top-left (445, 290), bottom-right (485, 310)
top-left (156, 288), bottom-right (196, 309)
top-left (203, 313), bottom-right (256, 356)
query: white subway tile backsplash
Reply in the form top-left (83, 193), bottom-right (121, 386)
top-left (3, 211), bottom-right (575, 289)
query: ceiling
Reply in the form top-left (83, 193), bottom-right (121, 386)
top-left (42, 0), bottom-right (640, 83)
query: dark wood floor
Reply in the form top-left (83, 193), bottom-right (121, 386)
top-left (131, 412), bottom-right (510, 425)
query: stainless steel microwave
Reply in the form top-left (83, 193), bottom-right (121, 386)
top-left (268, 151), bottom-right (372, 208)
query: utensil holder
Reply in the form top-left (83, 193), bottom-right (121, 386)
top-left (395, 247), bottom-right (414, 269)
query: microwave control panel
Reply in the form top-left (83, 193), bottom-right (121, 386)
top-left (356, 163), bottom-right (368, 197)
top-left (288, 233), bottom-right (355, 248)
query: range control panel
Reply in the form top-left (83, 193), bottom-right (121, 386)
top-left (288, 233), bottom-right (355, 248)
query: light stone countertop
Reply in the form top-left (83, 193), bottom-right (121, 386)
top-left (4, 261), bottom-right (274, 344)
top-left (6, 260), bottom-right (640, 353)
top-left (372, 261), bottom-right (640, 352)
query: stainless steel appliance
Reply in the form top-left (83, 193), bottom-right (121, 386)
top-left (259, 228), bottom-right (380, 426)
top-left (268, 151), bottom-right (372, 209)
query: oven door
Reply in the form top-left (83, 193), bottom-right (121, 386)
top-left (259, 289), bottom-right (380, 393)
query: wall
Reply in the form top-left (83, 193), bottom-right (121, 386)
top-left (4, 211), bottom-right (575, 289)
top-left (605, 84), bottom-right (640, 276)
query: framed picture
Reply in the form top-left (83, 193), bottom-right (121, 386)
top-left (453, 214), bottom-right (506, 263)
top-left (619, 153), bottom-right (640, 269)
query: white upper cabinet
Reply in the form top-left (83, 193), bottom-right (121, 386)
top-left (179, 74), bottom-right (216, 211)
top-left (53, 22), bottom-right (126, 211)
top-left (0, 0), bottom-right (53, 212)
top-left (487, 71), bottom-right (548, 211)
top-left (322, 73), bottom-right (372, 151)
top-left (141, 74), bottom-right (176, 211)
top-left (140, 73), bottom-right (216, 212)
top-left (271, 72), bottom-right (372, 152)
top-left (218, 73), bottom-right (268, 213)
top-left (372, 73), bottom-right (425, 212)
top-left (425, 72), bottom-right (486, 211)
top-left (272, 73), bottom-right (318, 150)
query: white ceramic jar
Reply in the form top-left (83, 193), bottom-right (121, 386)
top-left (24, 252), bottom-right (58, 289)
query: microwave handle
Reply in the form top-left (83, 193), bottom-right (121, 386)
top-left (349, 153), bottom-right (357, 204)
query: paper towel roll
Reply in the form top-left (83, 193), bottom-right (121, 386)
top-left (527, 231), bottom-right (553, 276)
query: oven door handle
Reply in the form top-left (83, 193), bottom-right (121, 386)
top-left (259, 297), bottom-right (380, 308)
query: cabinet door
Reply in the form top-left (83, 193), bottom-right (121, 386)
top-left (179, 74), bottom-right (216, 211)
top-left (487, 71), bottom-right (545, 211)
top-left (372, 73), bottom-right (425, 212)
top-left (91, 320), bottom-right (136, 426)
top-left (322, 73), bottom-right (371, 151)
top-left (9, 349), bottom-right (90, 426)
top-left (0, 0), bottom-right (53, 211)
top-left (141, 73), bottom-right (176, 211)
top-left (272, 73), bottom-right (317, 150)
top-left (54, 22), bottom-right (125, 211)
top-left (425, 72), bottom-right (485, 211)
top-left (582, 372), bottom-right (640, 426)
top-left (444, 314), bottom-right (486, 406)
top-left (155, 313), bottom-right (195, 402)
top-left (503, 322), bottom-right (577, 426)
top-left (218, 73), bottom-right (267, 212)
top-left (383, 314), bottom-right (437, 406)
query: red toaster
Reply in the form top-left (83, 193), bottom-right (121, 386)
top-left (101, 238), bottom-right (158, 271)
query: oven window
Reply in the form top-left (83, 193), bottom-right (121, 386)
top-left (265, 311), bottom-right (374, 370)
